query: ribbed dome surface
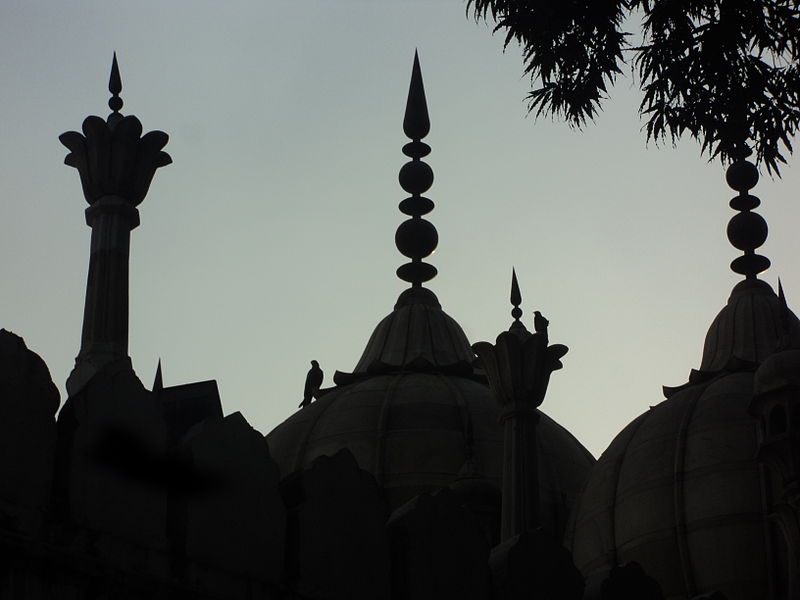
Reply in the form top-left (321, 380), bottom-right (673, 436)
top-left (267, 372), bottom-right (594, 536)
top-left (349, 287), bottom-right (475, 377)
top-left (568, 280), bottom-right (800, 599)
top-left (267, 289), bottom-right (595, 538)
top-left (567, 372), bottom-right (764, 599)
top-left (701, 279), bottom-right (800, 372)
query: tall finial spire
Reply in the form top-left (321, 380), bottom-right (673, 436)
top-left (725, 152), bottom-right (770, 280)
top-left (396, 51), bottom-right (438, 288)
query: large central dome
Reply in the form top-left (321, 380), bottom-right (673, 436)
top-left (266, 53), bottom-right (594, 541)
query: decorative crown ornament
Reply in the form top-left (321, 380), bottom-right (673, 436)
top-left (59, 53), bottom-right (171, 206)
top-left (473, 270), bottom-right (567, 409)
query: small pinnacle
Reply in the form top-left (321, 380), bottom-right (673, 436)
top-left (777, 278), bottom-right (793, 348)
top-left (778, 278), bottom-right (790, 325)
top-left (510, 268), bottom-right (522, 322)
top-left (108, 52), bottom-right (123, 114)
top-left (153, 358), bottom-right (163, 392)
top-left (109, 53), bottom-right (122, 94)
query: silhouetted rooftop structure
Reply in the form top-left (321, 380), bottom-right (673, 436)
top-left (266, 55), bottom-right (594, 534)
top-left (0, 51), bottom-right (797, 600)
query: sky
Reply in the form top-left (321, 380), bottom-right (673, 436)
top-left (2, 1), bottom-right (799, 457)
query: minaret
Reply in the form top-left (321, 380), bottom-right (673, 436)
top-left (60, 54), bottom-right (171, 395)
top-left (473, 270), bottom-right (568, 541)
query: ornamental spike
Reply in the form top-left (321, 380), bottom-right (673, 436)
top-left (403, 50), bottom-right (430, 141)
top-left (108, 53), bottom-right (124, 120)
top-left (510, 268), bottom-right (522, 324)
top-left (153, 358), bottom-right (163, 393)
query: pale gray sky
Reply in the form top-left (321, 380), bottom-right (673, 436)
top-left (2, 1), bottom-right (798, 456)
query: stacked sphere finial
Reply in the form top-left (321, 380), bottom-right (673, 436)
top-left (395, 51), bottom-right (438, 288)
top-left (725, 155), bottom-right (770, 279)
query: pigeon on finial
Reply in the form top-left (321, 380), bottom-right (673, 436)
top-left (300, 360), bottom-right (324, 408)
top-left (534, 311), bottom-right (549, 337)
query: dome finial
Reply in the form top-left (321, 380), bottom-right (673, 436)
top-left (396, 51), bottom-right (438, 288)
top-left (725, 152), bottom-right (770, 280)
top-left (108, 52), bottom-right (123, 123)
top-left (508, 268), bottom-right (530, 337)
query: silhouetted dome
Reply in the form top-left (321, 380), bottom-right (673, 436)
top-left (351, 287), bottom-right (475, 376)
top-left (567, 280), bottom-right (800, 600)
top-left (267, 289), bottom-right (594, 539)
top-left (700, 279), bottom-right (800, 372)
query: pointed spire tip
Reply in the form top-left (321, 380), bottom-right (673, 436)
top-left (511, 268), bottom-right (521, 306)
top-left (153, 358), bottom-right (163, 392)
top-left (108, 52), bottom-right (123, 114)
top-left (109, 53), bottom-right (122, 94)
top-left (510, 268), bottom-right (522, 323)
top-left (403, 51), bottom-right (430, 140)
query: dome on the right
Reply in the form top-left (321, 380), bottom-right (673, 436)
top-left (567, 158), bottom-right (800, 600)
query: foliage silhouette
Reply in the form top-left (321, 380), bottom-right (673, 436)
top-left (468, 0), bottom-right (800, 174)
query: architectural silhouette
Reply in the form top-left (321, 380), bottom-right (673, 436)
top-left (0, 52), bottom-right (797, 600)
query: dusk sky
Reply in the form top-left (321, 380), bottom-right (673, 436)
top-left (3, 1), bottom-right (799, 456)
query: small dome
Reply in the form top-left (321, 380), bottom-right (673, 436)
top-left (267, 292), bottom-right (594, 540)
top-left (568, 280), bottom-right (800, 599)
top-left (345, 287), bottom-right (475, 378)
top-left (700, 279), bottom-right (800, 372)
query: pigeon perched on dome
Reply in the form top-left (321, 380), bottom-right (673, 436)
top-left (300, 360), bottom-right (323, 408)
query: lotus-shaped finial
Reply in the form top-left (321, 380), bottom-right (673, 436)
top-left (59, 114), bottom-right (171, 206)
top-left (473, 328), bottom-right (567, 409)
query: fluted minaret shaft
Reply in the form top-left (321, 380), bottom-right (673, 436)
top-left (61, 54), bottom-right (171, 395)
top-left (77, 198), bottom-right (139, 370)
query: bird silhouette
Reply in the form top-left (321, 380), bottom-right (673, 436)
top-left (534, 311), bottom-right (549, 335)
top-left (300, 360), bottom-right (323, 408)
